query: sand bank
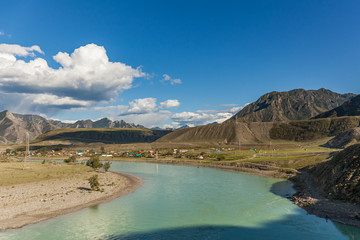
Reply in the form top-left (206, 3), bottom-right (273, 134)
top-left (0, 171), bottom-right (142, 230)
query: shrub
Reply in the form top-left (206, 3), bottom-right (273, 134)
top-left (88, 175), bottom-right (100, 191)
top-left (64, 155), bottom-right (76, 163)
top-left (103, 161), bottom-right (111, 172)
top-left (86, 156), bottom-right (103, 169)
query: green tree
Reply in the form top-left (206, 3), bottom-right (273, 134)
top-left (86, 156), bottom-right (103, 169)
top-left (100, 146), bottom-right (105, 154)
top-left (88, 175), bottom-right (100, 191)
top-left (102, 161), bottom-right (111, 172)
top-left (64, 155), bottom-right (76, 163)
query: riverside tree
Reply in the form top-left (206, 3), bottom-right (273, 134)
top-left (86, 156), bottom-right (103, 169)
top-left (64, 155), bottom-right (76, 163)
top-left (102, 161), bottom-right (111, 172)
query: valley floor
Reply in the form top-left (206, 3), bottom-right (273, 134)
top-left (0, 170), bottom-right (142, 230)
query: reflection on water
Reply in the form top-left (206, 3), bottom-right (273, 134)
top-left (0, 162), bottom-right (359, 240)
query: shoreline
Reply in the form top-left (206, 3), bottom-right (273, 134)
top-left (0, 171), bottom-right (142, 231)
top-left (111, 158), bottom-right (360, 228)
top-left (108, 158), bottom-right (293, 179)
top-left (290, 171), bottom-right (360, 228)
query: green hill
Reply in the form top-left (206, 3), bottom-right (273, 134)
top-left (32, 128), bottom-right (171, 145)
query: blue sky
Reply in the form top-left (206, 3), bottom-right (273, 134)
top-left (0, 0), bottom-right (359, 128)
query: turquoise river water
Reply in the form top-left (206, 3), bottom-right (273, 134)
top-left (1, 162), bottom-right (360, 240)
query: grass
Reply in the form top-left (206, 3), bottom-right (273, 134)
top-left (0, 161), bottom-right (93, 187)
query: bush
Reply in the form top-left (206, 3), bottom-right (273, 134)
top-left (86, 156), bottom-right (103, 169)
top-left (64, 155), bottom-right (76, 163)
top-left (103, 161), bottom-right (111, 172)
top-left (88, 175), bottom-right (100, 191)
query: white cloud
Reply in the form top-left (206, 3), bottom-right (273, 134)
top-left (159, 99), bottom-right (180, 109)
top-left (0, 43), bottom-right (43, 57)
top-left (161, 74), bottom-right (182, 85)
top-left (0, 31), bottom-right (4, 36)
top-left (168, 104), bottom-right (245, 127)
top-left (0, 43), bottom-right (145, 113)
top-left (32, 94), bottom-right (93, 107)
top-left (127, 98), bottom-right (157, 114)
top-left (119, 111), bottom-right (172, 128)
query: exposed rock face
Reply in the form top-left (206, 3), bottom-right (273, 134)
top-left (324, 127), bottom-right (360, 149)
top-left (313, 94), bottom-right (360, 119)
top-left (228, 88), bottom-right (355, 122)
top-left (310, 144), bottom-right (360, 203)
top-left (0, 110), bottom-right (145, 144)
top-left (0, 110), bottom-right (57, 144)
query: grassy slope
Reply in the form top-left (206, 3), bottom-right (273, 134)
top-left (0, 161), bottom-right (92, 187)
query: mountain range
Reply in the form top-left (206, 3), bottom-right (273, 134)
top-left (158, 88), bottom-right (360, 145)
top-left (1, 88), bottom-right (359, 145)
top-left (0, 110), bottom-right (145, 144)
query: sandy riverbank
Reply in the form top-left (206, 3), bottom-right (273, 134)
top-left (0, 171), bottom-right (142, 230)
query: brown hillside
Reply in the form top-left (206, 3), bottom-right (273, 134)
top-left (157, 117), bottom-right (360, 145)
top-left (157, 122), bottom-right (274, 144)
top-left (309, 144), bottom-right (360, 203)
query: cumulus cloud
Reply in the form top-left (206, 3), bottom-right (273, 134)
top-left (0, 43), bottom-right (145, 113)
top-left (161, 74), bottom-right (182, 85)
top-left (127, 98), bottom-right (157, 114)
top-left (159, 99), bottom-right (180, 109)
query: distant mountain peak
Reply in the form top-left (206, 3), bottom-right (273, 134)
top-left (227, 88), bottom-right (355, 123)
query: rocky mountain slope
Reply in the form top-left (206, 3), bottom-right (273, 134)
top-left (0, 110), bottom-right (145, 144)
top-left (227, 88), bottom-right (355, 122)
top-left (313, 94), bottom-right (360, 119)
top-left (309, 144), bottom-right (360, 203)
top-left (0, 110), bottom-right (56, 144)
